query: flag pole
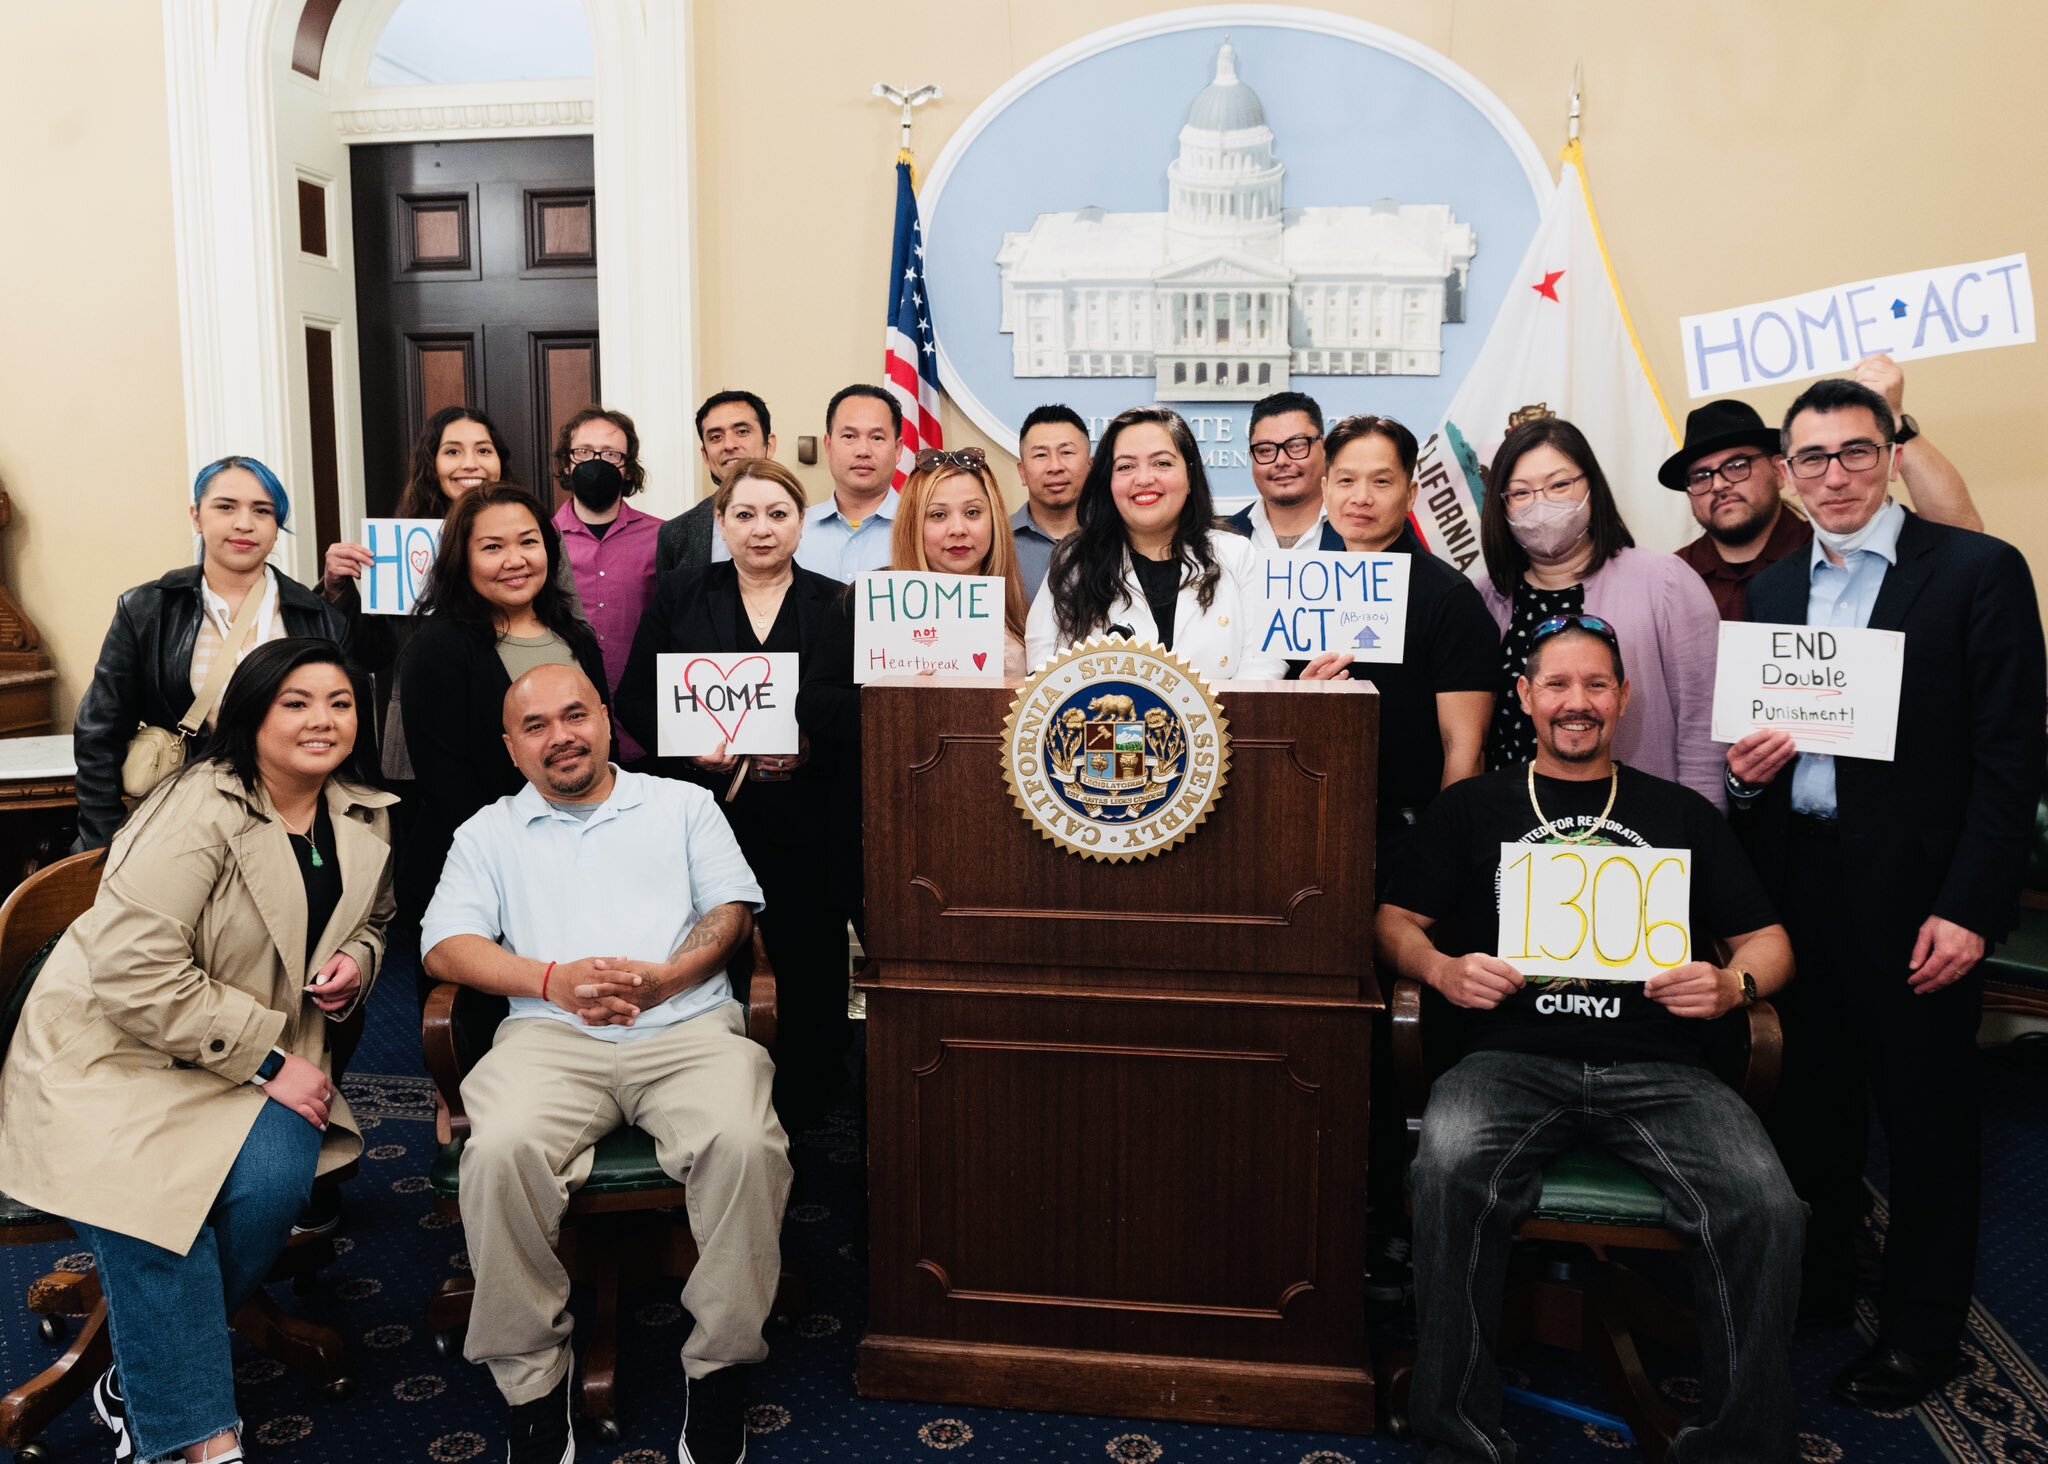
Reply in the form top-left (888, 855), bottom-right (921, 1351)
top-left (873, 81), bottom-right (942, 181)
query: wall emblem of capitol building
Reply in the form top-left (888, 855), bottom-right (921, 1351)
top-left (1003, 639), bottom-right (1230, 862)
top-left (996, 41), bottom-right (1478, 402)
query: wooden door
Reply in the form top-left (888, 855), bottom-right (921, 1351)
top-left (351, 136), bottom-right (599, 514)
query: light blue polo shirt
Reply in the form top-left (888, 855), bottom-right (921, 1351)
top-left (422, 769), bottom-right (765, 1041)
top-left (796, 490), bottom-right (899, 582)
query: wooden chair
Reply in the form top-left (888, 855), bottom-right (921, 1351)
top-left (1381, 978), bottom-right (1782, 1461)
top-left (0, 852), bottom-right (359, 1463)
top-left (421, 931), bottom-right (804, 1444)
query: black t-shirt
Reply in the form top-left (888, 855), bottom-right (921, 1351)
top-left (1389, 763), bottom-right (1777, 1065)
top-left (1129, 553), bottom-right (1181, 649)
top-left (291, 801), bottom-right (344, 971)
top-left (1486, 580), bottom-right (1583, 770)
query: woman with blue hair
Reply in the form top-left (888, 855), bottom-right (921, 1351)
top-left (72, 455), bottom-right (349, 851)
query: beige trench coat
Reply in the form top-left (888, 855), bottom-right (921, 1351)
top-left (0, 762), bottom-right (395, 1254)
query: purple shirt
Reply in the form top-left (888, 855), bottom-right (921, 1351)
top-left (553, 499), bottom-right (663, 763)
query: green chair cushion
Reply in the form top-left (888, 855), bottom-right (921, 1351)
top-left (1985, 905), bottom-right (2048, 992)
top-left (433, 1126), bottom-right (674, 1203)
top-left (1530, 1146), bottom-right (1667, 1228)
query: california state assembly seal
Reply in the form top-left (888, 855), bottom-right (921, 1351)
top-left (1001, 637), bottom-right (1230, 862)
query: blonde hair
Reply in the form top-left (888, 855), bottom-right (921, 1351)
top-left (889, 461), bottom-right (1030, 644)
top-left (714, 456), bottom-right (807, 517)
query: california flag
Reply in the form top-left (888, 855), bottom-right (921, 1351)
top-left (1411, 141), bottom-right (1692, 574)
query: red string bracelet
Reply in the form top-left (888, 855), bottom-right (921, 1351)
top-left (541, 961), bottom-right (556, 1001)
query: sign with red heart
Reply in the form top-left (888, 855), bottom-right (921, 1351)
top-left (855, 570), bottom-right (1009, 684)
top-left (656, 652), bottom-right (801, 757)
top-left (361, 517), bottom-right (445, 616)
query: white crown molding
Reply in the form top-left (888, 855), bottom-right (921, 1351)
top-left (332, 79), bottom-right (595, 140)
top-left (920, 3), bottom-right (1553, 455)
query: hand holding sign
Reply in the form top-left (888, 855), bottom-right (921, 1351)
top-left (1254, 552), bottom-right (1410, 661)
top-left (656, 653), bottom-right (800, 757)
top-left (1497, 842), bottom-right (1693, 983)
top-left (361, 518), bottom-right (444, 615)
top-left (1710, 621), bottom-right (1904, 759)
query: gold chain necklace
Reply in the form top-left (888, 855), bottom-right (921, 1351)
top-left (1527, 763), bottom-right (1618, 844)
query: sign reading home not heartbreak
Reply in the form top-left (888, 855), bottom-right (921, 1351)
top-left (361, 518), bottom-right (443, 615)
top-left (855, 572), bottom-right (1007, 683)
top-left (656, 653), bottom-right (800, 757)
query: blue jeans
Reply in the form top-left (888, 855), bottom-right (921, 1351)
top-left (1409, 1050), bottom-right (1805, 1464)
top-left (75, 1100), bottom-right (321, 1461)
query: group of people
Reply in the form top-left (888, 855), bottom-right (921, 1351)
top-left (0, 351), bottom-right (2038, 1464)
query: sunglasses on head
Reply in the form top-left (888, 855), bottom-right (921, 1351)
top-left (1530, 613), bottom-right (1619, 647)
top-left (916, 447), bottom-right (988, 473)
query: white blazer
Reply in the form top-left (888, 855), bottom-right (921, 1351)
top-left (1025, 529), bottom-right (1288, 682)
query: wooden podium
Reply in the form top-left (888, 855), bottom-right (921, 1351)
top-left (854, 676), bottom-right (1382, 1434)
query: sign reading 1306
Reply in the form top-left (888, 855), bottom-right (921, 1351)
top-left (1495, 843), bottom-right (1693, 983)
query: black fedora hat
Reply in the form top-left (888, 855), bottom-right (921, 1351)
top-left (1658, 400), bottom-right (1783, 489)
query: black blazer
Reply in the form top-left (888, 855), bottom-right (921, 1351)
top-left (654, 497), bottom-right (718, 577)
top-left (1737, 511), bottom-right (2046, 955)
top-left (395, 613), bottom-right (609, 920)
top-left (72, 565), bottom-right (350, 850)
top-left (617, 561), bottom-right (862, 913)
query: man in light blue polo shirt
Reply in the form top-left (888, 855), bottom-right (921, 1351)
top-left (422, 663), bottom-right (788, 1464)
top-left (795, 383), bottom-right (902, 582)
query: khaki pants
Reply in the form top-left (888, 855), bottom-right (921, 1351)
top-left (458, 1003), bottom-right (792, 1403)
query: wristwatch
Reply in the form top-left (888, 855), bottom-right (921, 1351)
top-left (249, 1047), bottom-right (287, 1087)
top-left (1893, 413), bottom-right (1920, 445)
top-left (1734, 969), bottom-right (1758, 1007)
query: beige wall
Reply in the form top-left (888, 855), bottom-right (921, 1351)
top-left (3, 1), bottom-right (2043, 734)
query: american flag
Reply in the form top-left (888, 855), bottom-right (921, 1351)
top-left (884, 157), bottom-right (942, 487)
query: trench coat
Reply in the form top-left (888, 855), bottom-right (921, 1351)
top-left (0, 762), bottom-right (395, 1255)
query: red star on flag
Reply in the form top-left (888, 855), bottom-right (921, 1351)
top-left (1532, 269), bottom-right (1566, 301)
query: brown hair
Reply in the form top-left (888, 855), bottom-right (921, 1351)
top-left (714, 457), bottom-right (807, 517)
top-left (415, 483), bottom-right (580, 637)
top-left (890, 461), bottom-right (1030, 645)
top-left (552, 406), bottom-right (646, 496)
top-left (397, 406), bottom-right (508, 519)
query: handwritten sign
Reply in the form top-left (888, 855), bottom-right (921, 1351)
top-left (361, 518), bottom-right (443, 615)
top-left (1253, 551), bottom-right (1411, 661)
top-left (1498, 843), bottom-right (1692, 983)
top-left (855, 571), bottom-right (1007, 683)
top-left (1681, 253), bottom-right (2034, 398)
top-left (656, 652), bottom-right (800, 757)
top-left (1709, 621), bottom-right (1904, 760)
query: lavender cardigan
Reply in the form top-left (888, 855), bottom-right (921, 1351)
top-left (1479, 547), bottom-right (1727, 811)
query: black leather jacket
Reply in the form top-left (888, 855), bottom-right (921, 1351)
top-left (72, 564), bottom-right (350, 849)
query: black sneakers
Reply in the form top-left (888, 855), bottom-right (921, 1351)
top-left (679, 1364), bottom-right (750, 1464)
top-left (506, 1371), bottom-right (574, 1464)
top-left (90, 1367), bottom-right (133, 1463)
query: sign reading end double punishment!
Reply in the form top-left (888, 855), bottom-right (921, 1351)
top-left (1709, 621), bottom-right (1904, 760)
top-left (1002, 637), bottom-right (1230, 862)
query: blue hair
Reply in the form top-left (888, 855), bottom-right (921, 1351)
top-left (192, 455), bottom-right (291, 533)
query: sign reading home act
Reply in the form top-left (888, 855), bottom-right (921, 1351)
top-left (1003, 638), bottom-right (1229, 863)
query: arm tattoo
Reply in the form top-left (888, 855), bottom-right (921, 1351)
top-left (674, 901), bottom-right (747, 963)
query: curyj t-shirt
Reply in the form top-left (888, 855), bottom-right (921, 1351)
top-left (1388, 762), bottom-right (1777, 1065)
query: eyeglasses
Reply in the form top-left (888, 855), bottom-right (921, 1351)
top-left (1248, 433), bottom-right (1320, 465)
top-left (1683, 454), bottom-right (1761, 496)
top-left (916, 447), bottom-right (988, 472)
top-left (1499, 473), bottom-right (1587, 509)
top-left (1531, 613), bottom-right (1619, 648)
top-left (568, 447), bottom-right (627, 466)
top-left (1784, 443), bottom-right (1886, 479)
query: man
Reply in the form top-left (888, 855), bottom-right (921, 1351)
top-left (1725, 377), bottom-right (2044, 1408)
top-left (423, 664), bottom-right (791, 1464)
top-left (1224, 390), bottom-right (1325, 548)
top-left (1011, 403), bottom-right (1089, 596)
top-left (552, 406), bottom-right (660, 762)
top-left (1661, 356), bottom-right (1978, 619)
top-left (795, 383), bottom-right (902, 582)
top-left (1379, 616), bottom-right (1802, 1464)
top-left (657, 389), bottom-right (778, 575)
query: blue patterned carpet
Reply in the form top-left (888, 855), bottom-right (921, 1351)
top-left (5, 1000), bottom-right (2046, 1462)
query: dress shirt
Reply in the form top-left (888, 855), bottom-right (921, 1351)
top-left (1791, 497), bottom-right (1906, 818)
top-left (191, 567), bottom-right (287, 719)
top-left (553, 500), bottom-right (663, 762)
top-left (422, 769), bottom-right (765, 1042)
top-left (1231, 496), bottom-right (1325, 550)
top-left (796, 491), bottom-right (899, 582)
top-left (1009, 503), bottom-right (1066, 598)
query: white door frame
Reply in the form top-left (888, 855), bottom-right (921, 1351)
top-left (160, 0), bottom-right (699, 585)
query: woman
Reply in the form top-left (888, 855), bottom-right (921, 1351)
top-left (0, 639), bottom-right (394, 1464)
top-left (618, 458), bottom-right (860, 1130)
top-left (1476, 417), bottom-right (1724, 806)
top-left (890, 446), bottom-right (1030, 676)
top-left (397, 484), bottom-right (607, 989)
top-left (72, 456), bottom-right (348, 851)
top-left (1027, 406), bottom-right (1290, 681)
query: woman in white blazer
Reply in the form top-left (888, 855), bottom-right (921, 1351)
top-left (1027, 406), bottom-right (1297, 682)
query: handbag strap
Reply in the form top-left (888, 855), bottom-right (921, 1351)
top-left (175, 573), bottom-right (271, 737)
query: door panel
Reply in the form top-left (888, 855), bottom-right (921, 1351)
top-left (353, 137), bottom-right (597, 513)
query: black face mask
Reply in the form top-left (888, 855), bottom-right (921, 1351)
top-left (570, 458), bottom-right (625, 512)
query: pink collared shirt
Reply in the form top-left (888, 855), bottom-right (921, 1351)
top-left (552, 499), bottom-right (664, 763)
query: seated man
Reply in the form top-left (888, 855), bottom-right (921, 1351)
top-left (423, 663), bottom-right (790, 1464)
top-left (1376, 615), bottom-right (1802, 1464)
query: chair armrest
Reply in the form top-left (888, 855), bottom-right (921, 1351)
top-left (421, 981), bottom-right (471, 1142)
top-left (1391, 977), bottom-right (1428, 1139)
top-left (744, 928), bottom-right (777, 1051)
top-left (1738, 999), bottom-right (1782, 1116)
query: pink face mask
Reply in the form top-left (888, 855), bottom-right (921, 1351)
top-left (1508, 494), bottom-right (1592, 562)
